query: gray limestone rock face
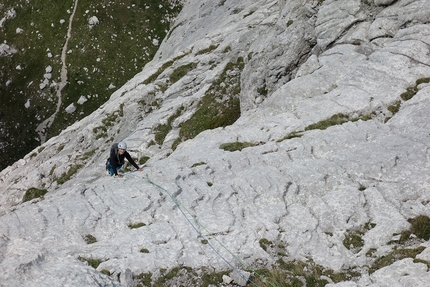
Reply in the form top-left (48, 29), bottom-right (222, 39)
top-left (1, 0), bottom-right (430, 286)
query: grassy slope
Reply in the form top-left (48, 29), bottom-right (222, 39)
top-left (0, 0), bottom-right (182, 170)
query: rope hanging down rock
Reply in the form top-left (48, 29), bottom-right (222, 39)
top-left (124, 172), bottom-right (269, 287)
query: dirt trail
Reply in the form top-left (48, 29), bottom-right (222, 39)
top-left (36, 0), bottom-right (79, 143)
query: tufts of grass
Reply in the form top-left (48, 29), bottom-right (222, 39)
top-left (191, 162), bottom-right (206, 167)
top-left (83, 234), bottom-right (97, 244)
top-left (343, 232), bottom-right (364, 251)
top-left (169, 62), bottom-right (197, 84)
top-left (128, 222), bottom-right (146, 229)
top-left (55, 164), bottom-right (83, 185)
top-left (22, 187), bottom-right (48, 202)
top-left (153, 266), bottom-right (196, 287)
top-left (134, 272), bottom-right (153, 287)
top-left (400, 77), bottom-right (430, 101)
top-left (305, 113), bottom-right (350, 131)
top-left (154, 106), bottom-right (184, 145)
top-left (387, 100), bottom-right (401, 114)
top-left (196, 44), bottom-right (219, 55)
top-left (276, 131), bottom-right (303, 142)
top-left (143, 53), bottom-right (190, 85)
top-left (219, 141), bottom-right (257, 152)
top-left (259, 238), bottom-right (272, 252)
top-left (369, 246), bottom-right (425, 273)
top-left (139, 156), bottom-right (150, 165)
top-left (200, 269), bottom-right (231, 287)
top-left (93, 105), bottom-right (124, 139)
top-left (409, 215), bottom-right (430, 241)
top-left (78, 256), bottom-right (104, 269)
top-left (173, 57), bottom-right (244, 149)
top-left (343, 222), bottom-right (376, 253)
top-left (253, 258), bottom-right (354, 287)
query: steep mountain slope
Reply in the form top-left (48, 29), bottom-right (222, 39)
top-left (1, 0), bottom-right (430, 286)
top-left (0, 0), bottom-right (182, 170)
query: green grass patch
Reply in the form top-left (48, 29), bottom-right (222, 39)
top-left (305, 113), bottom-right (350, 131)
top-left (173, 57), bottom-right (244, 149)
top-left (154, 106), bottom-right (184, 145)
top-left (78, 256), bottom-right (104, 269)
top-left (139, 156), bottom-right (150, 165)
top-left (128, 222), bottom-right (146, 229)
top-left (259, 238), bottom-right (272, 251)
top-left (191, 162), bottom-right (206, 167)
top-left (22, 187), bottom-right (48, 202)
top-left (143, 52), bottom-right (190, 85)
top-left (220, 141), bottom-right (257, 152)
top-left (394, 215), bottom-right (430, 244)
top-left (55, 164), bottom-right (83, 185)
top-left (370, 246), bottom-right (425, 273)
top-left (400, 77), bottom-right (430, 101)
top-left (134, 272), bottom-right (153, 287)
top-left (169, 62), bottom-right (197, 84)
top-left (93, 105), bottom-right (124, 139)
top-left (253, 258), bottom-right (357, 287)
top-left (83, 234), bottom-right (97, 244)
top-left (153, 266), bottom-right (196, 287)
top-left (343, 222), bottom-right (376, 253)
top-left (277, 131), bottom-right (303, 142)
top-left (196, 45), bottom-right (219, 55)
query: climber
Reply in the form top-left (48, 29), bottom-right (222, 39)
top-left (106, 141), bottom-right (143, 178)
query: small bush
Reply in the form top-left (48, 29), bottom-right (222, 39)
top-left (140, 248), bottom-right (150, 253)
top-left (22, 187), bottom-right (48, 202)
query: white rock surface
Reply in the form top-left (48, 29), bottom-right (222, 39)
top-left (1, 0), bottom-right (430, 286)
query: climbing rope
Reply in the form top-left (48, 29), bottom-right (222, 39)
top-left (124, 172), bottom-right (272, 287)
